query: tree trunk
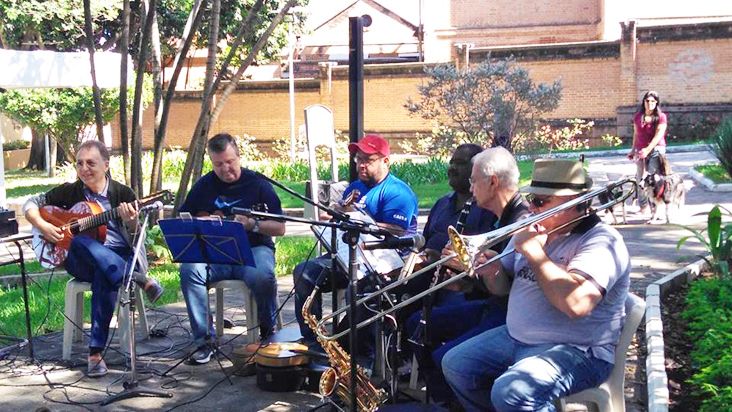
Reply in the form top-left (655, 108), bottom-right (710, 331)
top-left (149, 7), bottom-right (163, 193)
top-left (26, 128), bottom-right (46, 170)
top-left (130, 0), bottom-right (158, 197)
top-left (83, 0), bottom-right (106, 141)
top-left (48, 138), bottom-right (58, 178)
top-left (149, 0), bottom-right (205, 195)
top-left (173, 0), bottom-right (298, 212)
top-left (119, 0), bottom-right (131, 185)
top-left (208, 0), bottom-right (298, 125)
top-left (173, 0), bottom-right (221, 212)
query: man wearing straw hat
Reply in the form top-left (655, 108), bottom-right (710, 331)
top-left (442, 158), bottom-right (631, 411)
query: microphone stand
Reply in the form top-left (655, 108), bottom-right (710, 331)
top-left (102, 206), bottom-right (172, 406)
top-left (232, 204), bottom-right (390, 412)
top-left (252, 172), bottom-right (347, 320)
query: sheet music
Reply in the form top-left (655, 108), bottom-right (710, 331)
top-left (312, 210), bottom-right (404, 281)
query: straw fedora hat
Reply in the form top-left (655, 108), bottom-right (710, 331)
top-left (521, 159), bottom-right (593, 196)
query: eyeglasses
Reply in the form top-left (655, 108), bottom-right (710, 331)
top-left (525, 194), bottom-right (553, 208)
top-left (644, 99), bottom-right (657, 103)
top-left (468, 175), bottom-right (488, 186)
top-left (355, 155), bottom-right (383, 166)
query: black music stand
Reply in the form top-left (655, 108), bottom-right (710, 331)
top-left (0, 234), bottom-right (34, 361)
top-left (158, 216), bottom-right (254, 381)
top-left (102, 206), bottom-right (172, 406)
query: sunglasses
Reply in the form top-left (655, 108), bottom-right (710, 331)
top-left (644, 98), bottom-right (657, 103)
top-left (525, 194), bottom-right (553, 208)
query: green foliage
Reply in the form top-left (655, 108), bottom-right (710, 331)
top-left (696, 164), bottom-right (732, 184)
top-left (145, 224), bottom-right (173, 263)
top-left (405, 58), bottom-right (562, 153)
top-left (0, 0), bottom-right (121, 50)
top-left (681, 277), bottom-right (732, 410)
top-left (711, 116), bottom-right (732, 179)
top-left (390, 158), bottom-right (449, 185)
top-left (677, 205), bottom-right (732, 278)
top-left (0, 87), bottom-right (127, 162)
top-left (1, 140), bottom-right (30, 151)
top-left (0, 261), bottom-right (44, 277)
top-left (275, 236), bottom-right (317, 277)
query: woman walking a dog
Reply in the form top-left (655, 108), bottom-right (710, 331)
top-left (628, 90), bottom-right (668, 215)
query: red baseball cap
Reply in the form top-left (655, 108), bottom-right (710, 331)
top-left (348, 134), bottom-right (390, 157)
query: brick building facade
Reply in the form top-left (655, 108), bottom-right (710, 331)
top-left (113, 17), bottom-right (732, 153)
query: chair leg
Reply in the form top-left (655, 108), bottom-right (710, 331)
top-left (62, 284), bottom-right (77, 360)
top-left (73, 290), bottom-right (84, 342)
top-left (215, 287), bottom-right (225, 338)
top-left (245, 289), bottom-right (258, 343)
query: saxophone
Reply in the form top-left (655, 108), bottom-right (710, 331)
top-left (302, 286), bottom-right (388, 411)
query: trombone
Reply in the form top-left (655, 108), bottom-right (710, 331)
top-left (315, 178), bottom-right (636, 341)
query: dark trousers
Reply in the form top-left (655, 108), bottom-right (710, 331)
top-left (406, 296), bottom-right (508, 403)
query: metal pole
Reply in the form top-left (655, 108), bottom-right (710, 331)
top-left (348, 16), bottom-right (367, 182)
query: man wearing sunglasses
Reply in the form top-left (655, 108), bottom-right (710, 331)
top-left (292, 134), bottom-right (418, 370)
top-left (442, 158), bottom-right (631, 412)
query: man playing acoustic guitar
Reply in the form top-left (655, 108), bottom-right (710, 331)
top-left (23, 140), bottom-right (164, 378)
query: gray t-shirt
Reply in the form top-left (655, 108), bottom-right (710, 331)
top-left (501, 221), bottom-right (630, 364)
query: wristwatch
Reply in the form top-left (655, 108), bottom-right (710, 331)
top-left (251, 219), bottom-right (260, 233)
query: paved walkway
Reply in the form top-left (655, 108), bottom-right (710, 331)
top-left (1, 148), bottom-right (730, 411)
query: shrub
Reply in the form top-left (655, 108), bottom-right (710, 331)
top-left (711, 116), bottom-right (732, 179)
top-left (677, 205), bottom-right (732, 279)
top-left (682, 277), bottom-right (732, 411)
top-left (2, 140), bottom-right (30, 151)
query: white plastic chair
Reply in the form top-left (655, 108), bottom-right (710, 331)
top-left (211, 279), bottom-right (283, 343)
top-left (559, 292), bottom-right (647, 412)
top-left (62, 278), bottom-right (149, 360)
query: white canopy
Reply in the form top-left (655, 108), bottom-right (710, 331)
top-left (1, 49), bottom-right (133, 207)
top-left (0, 49), bottom-right (133, 89)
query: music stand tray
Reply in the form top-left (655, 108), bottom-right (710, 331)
top-left (159, 217), bottom-right (255, 267)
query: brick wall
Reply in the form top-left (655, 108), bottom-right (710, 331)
top-left (110, 21), bottom-right (732, 153)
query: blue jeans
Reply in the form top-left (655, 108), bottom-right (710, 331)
top-left (406, 297), bottom-right (507, 403)
top-left (64, 236), bottom-right (134, 350)
top-left (442, 325), bottom-right (613, 412)
top-left (179, 245), bottom-right (277, 346)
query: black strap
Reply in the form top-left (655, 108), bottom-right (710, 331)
top-left (530, 180), bottom-right (589, 190)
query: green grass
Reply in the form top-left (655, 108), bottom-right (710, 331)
top-left (0, 261), bottom-right (45, 277)
top-left (696, 164), bottom-right (732, 184)
top-left (0, 236), bottom-right (316, 338)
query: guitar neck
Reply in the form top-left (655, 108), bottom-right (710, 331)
top-left (73, 204), bottom-right (123, 233)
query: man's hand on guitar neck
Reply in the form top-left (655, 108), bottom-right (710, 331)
top-left (119, 201), bottom-right (140, 233)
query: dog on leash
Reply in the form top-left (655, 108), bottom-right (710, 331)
top-left (598, 186), bottom-right (627, 225)
top-left (642, 172), bottom-right (686, 224)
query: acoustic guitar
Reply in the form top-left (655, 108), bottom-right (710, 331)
top-left (32, 190), bottom-right (172, 269)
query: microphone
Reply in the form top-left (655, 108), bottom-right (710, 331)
top-left (138, 201), bottom-right (164, 213)
top-left (361, 234), bottom-right (425, 251)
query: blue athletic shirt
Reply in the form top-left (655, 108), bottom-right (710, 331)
top-left (180, 168), bottom-right (283, 249)
top-left (342, 173), bottom-right (419, 234)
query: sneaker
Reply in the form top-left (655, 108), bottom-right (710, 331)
top-left (188, 345), bottom-right (213, 364)
top-left (144, 279), bottom-right (165, 303)
top-left (87, 357), bottom-right (108, 378)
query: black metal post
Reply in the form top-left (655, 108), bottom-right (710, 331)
top-left (348, 16), bottom-right (367, 182)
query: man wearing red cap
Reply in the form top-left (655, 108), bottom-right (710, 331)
top-left (293, 134), bottom-right (418, 369)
